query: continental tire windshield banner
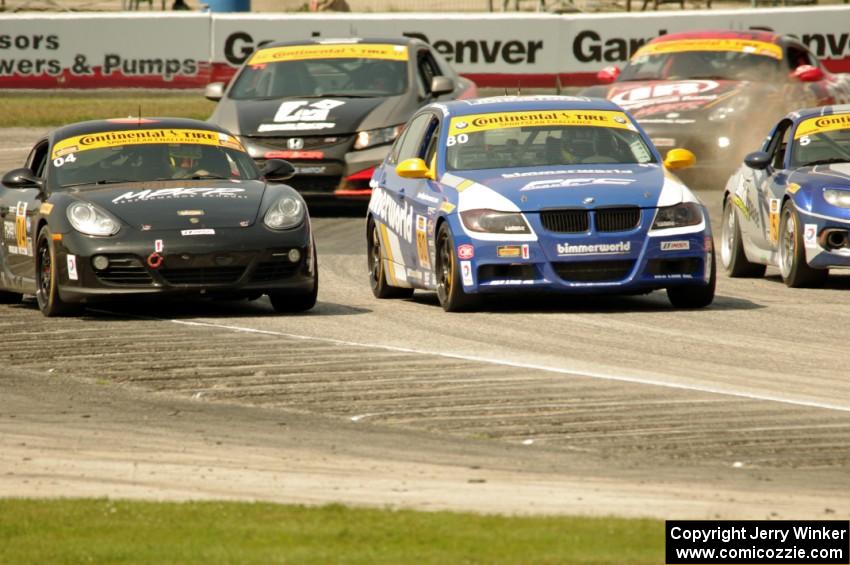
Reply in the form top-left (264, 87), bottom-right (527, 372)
top-left (448, 110), bottom-right (634, 135)
top-left (2, 7), bottom-right (850, 89)
top-left (248, 43), bottom-right (408, 65)
top-left (52, 129), bottom-right (245, 159)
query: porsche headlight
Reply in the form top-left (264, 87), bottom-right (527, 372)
top-left (353, 125), bottom-right (404, 150)
top-left (708, 96), bottom-right (750, 122)
top-left (823, 189), bottom-right (850, 208)
top-left (651, 202), bottom-right (702, 230)
top-left (460, 209), bottom-right (530, 234)
top-left (264, 196), bottom-right (304, 230)
top-left (66, 201), bottom-right (120, 236)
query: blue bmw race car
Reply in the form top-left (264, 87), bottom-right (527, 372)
top-left (722, 104), bottom-right (850, 287)
top-left (366, 96), bottom-right (715, 311)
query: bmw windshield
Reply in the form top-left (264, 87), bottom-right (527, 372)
top-left (445, 110), bottom-right (656, 171)
top-left (229, 43), bottom-right (409, 100)
top-left (49, 128), bottom-right (260, 188)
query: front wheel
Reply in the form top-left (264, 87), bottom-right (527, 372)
top-left (720, 195), bottom-right (765, 278)
top-left (35, 226), bottom-right (81, 317)
top-left (778, 201), bottom-right (827, 288)
top-left (435, 223), bottom-right (479, 312)
top-left (666, 248), bottom-right (716, 309)
top-left (367, 219), bottom-right (413, 299)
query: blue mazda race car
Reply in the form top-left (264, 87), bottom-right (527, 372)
top-left (722, 104), bottom-right (850, 287)
top-left (365, 96), bottom-right (715, 312)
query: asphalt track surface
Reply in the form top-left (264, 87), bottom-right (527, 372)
top-left (2, 128), bottom-right (850, 519)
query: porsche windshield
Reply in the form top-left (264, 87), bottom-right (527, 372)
top-left (49, 129), bottom-right (260, 188)
top-left (791, 115), bottom-right (850, 167)
top-left (230, 43), bottom-right (409, 99)
top-left (445, 110), bottom-right (655, 171)
top-left (620, 40), bottom-right (783, 82)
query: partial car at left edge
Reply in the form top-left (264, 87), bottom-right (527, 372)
top-left (0, 117), bottom-right (317, 316)
top-left (366, 95), bottom-right (715, 312)
top-left (722, 104), bottom-right (850, 287)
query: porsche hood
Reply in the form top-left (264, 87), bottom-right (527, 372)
top-left (600, 79), bottom-right (748, 119)
top-left (74, 180), bottom-right (269, 230)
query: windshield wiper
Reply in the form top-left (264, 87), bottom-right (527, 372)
top-left (802, 158), bottom-right (850, 167)
top-left (299, 93), bottom-right (374, 98)
top-left (189, 174), bottom-right (230, 180)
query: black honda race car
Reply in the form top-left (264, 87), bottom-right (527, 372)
top-left (0, 118), bottom-right (317, 316)
top-left (206, 37), bottom-right (476, 201)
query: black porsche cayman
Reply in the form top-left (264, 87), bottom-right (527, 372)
top-left (0, 117), bottom-right (317, 316)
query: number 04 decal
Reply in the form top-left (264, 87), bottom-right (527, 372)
top-left (446, 134), bottom-right (469, 147)
top-left (53, 153), bottom-right (76, 167)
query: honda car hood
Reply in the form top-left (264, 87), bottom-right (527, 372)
top-left (237, 96), bottom-right (391, 137)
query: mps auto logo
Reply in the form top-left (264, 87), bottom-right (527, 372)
top-left (660, 240), bottom-right (689, 251)
top-left (521, 177), bottom-right (637, 191)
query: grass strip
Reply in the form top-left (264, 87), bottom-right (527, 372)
top-left (0, 92), bottom-right (216, 127)
top-left (0, 498), bottom-right (662, 564)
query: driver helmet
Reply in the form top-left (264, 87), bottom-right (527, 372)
top-left (561, 127), bottom-right (598, 160)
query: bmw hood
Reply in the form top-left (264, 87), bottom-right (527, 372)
top-left (74, 180), bottom-right (268, 231)
top-left (446, 165), bottom-right (682, 211)
top-left (604, 79), bottom-right (749, 119)
top-left (237, 96), bottom-right (391, 136)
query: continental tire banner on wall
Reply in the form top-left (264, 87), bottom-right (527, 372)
top-left (1, 7), bottom-right (850, 89)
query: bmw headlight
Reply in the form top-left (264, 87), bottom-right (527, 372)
top-left (651, 202), bottom-right (702, 230)
top-left (264, 196), bottom-right (304, 230)
top-left (66, 201), bottom-right (120, 236)
top-left (460, 209), bottom-right (530, 234)
top-left (353, 125), bottom-right (404, 150)
top-left (823, 189), bottom-right (850, 208)
top-left (707, 96), bottom-right (750, 122)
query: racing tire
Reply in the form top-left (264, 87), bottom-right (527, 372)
top-left (778, 200), bottom-right (827, 288)
top-left (720, 195), bottom-right (766, 278)
top-left (666, 248), bottom-right (716, 309)
top-left (35, 226), bottom-right (82, 317)
top-left (435, 223), bottom-right (479, 313)
top-left (268, 241), bottom-right (319, 313)
top-left (0, 290), bottom-right (22, 304)
top-left (367, 219), bottom-right (413, 299)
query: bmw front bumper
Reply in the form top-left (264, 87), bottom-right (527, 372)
top-left (448, 214), bottom-right (713, 295)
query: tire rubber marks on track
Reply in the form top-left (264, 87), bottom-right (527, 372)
top-left (164, 318), bottom-right (850, 415)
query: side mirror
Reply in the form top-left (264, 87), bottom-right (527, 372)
top-left (663, 148), bottom-right (696, 171)
top-left (430, 76), bottom-right (455, 97)
top-left (261, 159), bottom-right (295, 181)
top-left (205, 82), bottom-right (225, 102)
top-left (791, 65), bottom-right (824, 83)
top-left (596, 66), bottom-right (620, 84)
top-left (2, 167), bottom-right (42, 188)
top-left (396, 158), bottom-right (432, 180)
top-left (744, 151), bottom-right (771, 170)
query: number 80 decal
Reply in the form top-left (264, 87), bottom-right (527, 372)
top-left (446, 134), bottom-right (469, 147)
